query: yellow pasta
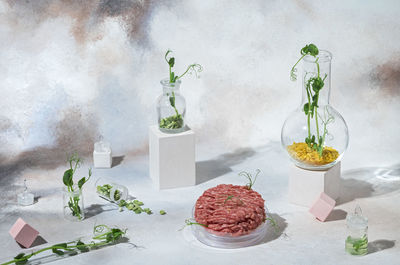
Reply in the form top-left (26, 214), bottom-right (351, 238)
top-left (287, 142), bottom-right (339, 166)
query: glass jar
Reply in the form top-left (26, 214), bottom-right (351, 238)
top-left (281, 50), bottom-right (349, 170)
top-left (96, 181), bottom-right (128, 203)
top-left (345, 205), bottom-right (368, 255)
top-left (63, 185), bottom-right (84, 221)
top-left (157, 79), bottom-right (186, 133)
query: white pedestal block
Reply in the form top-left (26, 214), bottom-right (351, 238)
top-left (149, 125), bottom-right (195, 190)
top-left (289, 161), bottom-right (341, 207)
top-left (93, 141), bottom-right (112, 168)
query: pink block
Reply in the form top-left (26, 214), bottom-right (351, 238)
top-left (309, 192), bottom-right (336, 222)
top-left (9, 218), bottom-right (39, 248)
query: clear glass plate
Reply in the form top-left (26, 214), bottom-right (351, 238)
top-left (191, 206), bottom-right (267, 248)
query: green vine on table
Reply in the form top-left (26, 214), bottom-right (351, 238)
top-left (160, 50), bottom-right (203, 130)
top-left (63, 154), bottom-right (91, 220)
top-left (290, 43), bottom-right (329, 156)
top-left (118, 199), bottom-right (153, 215)
top-left (1, 225), bottom-right (126, 265)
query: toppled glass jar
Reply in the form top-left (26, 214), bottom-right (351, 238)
top-left (96, 182), bottom-right (128, 203)
top-left (345, 205), bottom-right (368, 255)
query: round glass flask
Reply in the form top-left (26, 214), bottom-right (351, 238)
top-left (281, 50), bottom-right (349, 170)
top-left (157, 79), bottom-right (186, 133)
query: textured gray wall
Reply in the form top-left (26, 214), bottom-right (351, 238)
top-left (1, 0), bottom-right (399, 169)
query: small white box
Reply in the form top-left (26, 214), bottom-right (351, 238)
top-left (289, 161), bottom-right (341, 207)
top-left (93, 141), bottom-right (112, 168)
top-left (149, 125), bottom-right (195, 189)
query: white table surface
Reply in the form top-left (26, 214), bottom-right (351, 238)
top-left (1, 142), bottom-right (399, 265)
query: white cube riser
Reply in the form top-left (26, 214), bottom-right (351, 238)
top-left (289, 162), bottom-right (341, 207)
top-left (93, 151), bottom-right (112, 168)
top-left (149, 125), bottom-right (195, 190)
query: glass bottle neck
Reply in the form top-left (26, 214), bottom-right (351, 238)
top-left (160, 79), bottom-right (181, 95)
top-left (301, 50), bottom-right (332, 106)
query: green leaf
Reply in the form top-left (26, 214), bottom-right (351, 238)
top-left (14, 253), bottom-right (28, 265)
top-left (312, 77), bottom-right (324, 92)
top-left (15, 259), bottom-right (28, 265)
top-left (14, 253), bottom-right (25, 260)
top-left (78, 177), bottom-right (86, 190)
top-left (106, 232), bottom-right (114, 243)
top-left (301, 44), bottom-right (319, 56)
top-left (52, 243), bottom-right (67, 256)
top-left (169, 96), bottom-right (175, 108)
top-left (76, 240), bottom-right (89, 252)
top-left (170, 71), bottom-right (175, 83)
top-left (63, 169), bottom-right (73, 187)
top-left (303, 103), bottom-right (309, 114)
top-left (168, 57), bottom-right (175, 68)
top-left (118, 200), bottom-right (127, 207)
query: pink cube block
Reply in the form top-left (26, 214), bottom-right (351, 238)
top-left (309, 192), bottom-right (336, 222)
top-left (9, 218), bottom-right (39, 248)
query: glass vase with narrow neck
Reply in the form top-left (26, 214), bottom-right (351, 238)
top-left (281, 50), bottom-right (349, 170)
top-left (157, 79), bottom-right (186, 133)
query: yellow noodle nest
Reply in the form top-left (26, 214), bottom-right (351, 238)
top-left (287, 142), bottom-right (339, 166)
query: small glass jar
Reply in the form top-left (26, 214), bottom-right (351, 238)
top-left (157, 79), bottom-right (186, 133)
top-left (96, 182), bottom-right (128, 203)
top-left (17, 179), bottom-right (34, 206)
top-left (63, 185), bottom-right (85, 221)
top-left (345, 205), bottom-right (368, 255)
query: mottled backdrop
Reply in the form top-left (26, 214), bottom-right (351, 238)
top-left (1, 0), bottom-right (400, 170)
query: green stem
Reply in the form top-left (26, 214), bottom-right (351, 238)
top-left (72, 161), bottom-right (79, 175)
top-left (67, 190), bottom-right (82, 220)
top-left (171, 91), bottom-right (179, 116)
top-left (315, 107), bottom-right (320, 141)
top-left (177, 64), bottom-right (197, 80)
top-left (291, 54), bottom-right (307, 77)
top-left (307, 113), bottom-right (311, 139)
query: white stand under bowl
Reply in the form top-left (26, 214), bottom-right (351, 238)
top-left (289, 161), bottom-right (341, 207)
top-left (149, 125), bottom-right (195, 190)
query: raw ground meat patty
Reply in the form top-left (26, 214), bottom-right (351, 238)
top-left (194, 184), bottom-right (266, 236)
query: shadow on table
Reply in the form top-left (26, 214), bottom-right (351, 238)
top-left (31, 236), bottom-right (48, 248)
top-left (112, 155), bottom-right (125, 167)
top-left (196, 147), bottom-right (256, 185)
top-left (17, 236), bottom-right (48, 249)
top-left (337, 163), bottom-right (400, 205)
top-left (259, 213), bottom-right (288, 245)
top-left (325, 209), bottom-right (347, 222)
top-left (85, 203), bottom-right (117, 219)
top-left (368, 239), bottom-right (396, 254)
